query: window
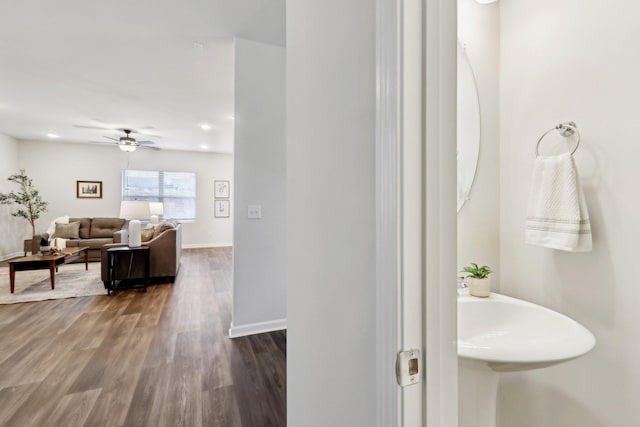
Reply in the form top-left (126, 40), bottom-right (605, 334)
top-left (122, 170), bottom-right (196, 220)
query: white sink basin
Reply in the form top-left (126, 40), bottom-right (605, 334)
top-left (458, 291), bottom-right (596, 371)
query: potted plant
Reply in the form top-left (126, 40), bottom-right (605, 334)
top-left (0, 169), bottom-right (48, 254)
top-left (460, 262), bottom-right (492, 297)
top-left (39, 236), bottom-right (51, 254)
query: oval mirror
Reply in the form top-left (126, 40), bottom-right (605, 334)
top-left (457, 43), bottom-right (481, 212)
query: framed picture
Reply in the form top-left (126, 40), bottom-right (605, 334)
top-left (76, 180), bottom-right (103, 199)
top-left (214, 180), bottom-right (230, 199)
top-left (215, 200), bottom-right (230, 218)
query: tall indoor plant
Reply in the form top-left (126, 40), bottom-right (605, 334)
top-left (0, 169), bottom-right (48, 252)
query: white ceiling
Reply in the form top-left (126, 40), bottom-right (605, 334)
top-left (0, 0), bottom-right (285, 153)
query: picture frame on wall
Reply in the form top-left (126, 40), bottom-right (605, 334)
top-left (215, 200), bottom-right (230, 218)
top-left (214, 180), bottom-right (230, 199)
top-left (76, 180), bottom-right (102, 199)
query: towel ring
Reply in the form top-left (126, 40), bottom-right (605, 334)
top-left (535, 121), bottom-right (581, 156)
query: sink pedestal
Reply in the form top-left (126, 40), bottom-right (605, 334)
top-left (459, 358), bottom-right (500, 427)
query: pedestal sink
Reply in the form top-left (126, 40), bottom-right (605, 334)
top-left (457, 290), bottom-right (595, 427)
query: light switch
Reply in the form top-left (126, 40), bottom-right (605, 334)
top-left (247, 205), bottom-right (262, 219)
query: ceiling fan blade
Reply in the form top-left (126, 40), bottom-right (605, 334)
top-left (131, 131), bottom-right (162, 138)
top-left (87, 140), bottom-right (115, 144)
top-left (139, 144), bottom-right (161, 151)
top-left (74, 125), bottom-right (114, 131)
top-left (103, 136), bottom-right (119, 141)
top-left (137, 140), bottom-right (155, 145)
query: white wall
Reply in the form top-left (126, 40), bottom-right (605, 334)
top-left (17, 140), bottom-right (233, 247)
top-left (499, 1), bottom-right (640, 425)
top-left (0, 134), bottom-right (23, 259)
top-left (230, 38), bottom-right (286, 336)
top-left (457, 0), bottom-right (501, 289)
top-left (287, 1), bottom-right (376, 425)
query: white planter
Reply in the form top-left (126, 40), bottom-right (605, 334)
top-left (467, 277), bottom-right (491, 297)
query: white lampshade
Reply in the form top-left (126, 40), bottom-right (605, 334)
top-left (119, 200), bottom-right (151, 220)
top-left (149, 202), bottom-right (164, 216)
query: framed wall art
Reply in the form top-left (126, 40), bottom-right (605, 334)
top-left (76, 180), bottom-right (103, 199)
top-left (214, 180), bottom-right (230, 199)
top-left (215, 200), bottom-right (230, 218)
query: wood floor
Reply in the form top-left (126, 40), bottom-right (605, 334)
top-left (0, 248), bottom-right (286, 427)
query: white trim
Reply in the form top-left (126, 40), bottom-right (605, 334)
top-left (0, 252), bottom-right (24, 262)
top-left (376, 0), bottom-right (401, 425)
top-left (181, 243), bottom-right (232, 249)
top-left (228, 318), bottom-right (287, 338)
top-left (424, 0), bottom-right (458, 426)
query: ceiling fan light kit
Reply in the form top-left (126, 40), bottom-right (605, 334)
top-left (119, 144), bottom-right (137, 152)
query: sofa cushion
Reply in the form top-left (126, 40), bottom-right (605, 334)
top-left (53, 222), bottom-right (80, 239)
top-left (79, 238), bottom-right (114, 249)
top-left (47, 215), bottom-right (69, 238)
top-left (70, 217), bottom-right (91, 239)
top-left (153, 222), bottom-right (175, 239)
top-left (90, 218), bottom-right (126, 238)
top-left (141, 228), bottom-right (155, 242)
top-left (65, 239), bottom-right (79, 247)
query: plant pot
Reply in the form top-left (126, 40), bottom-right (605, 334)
top-left (40, 246), bottom-right (51, 255)
top-left (467, 277), bottom-right (491, 298)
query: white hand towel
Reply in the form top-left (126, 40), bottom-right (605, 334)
top-left (525, 153), bottom-right (592, 252)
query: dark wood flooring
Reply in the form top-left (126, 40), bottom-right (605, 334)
top-left (0, 247), bottom-right (286, 427)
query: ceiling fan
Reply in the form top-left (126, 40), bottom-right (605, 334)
top-left (103, 129), bottom-right (159, 152)
top-left (83, 127), bottom-right (160, 152)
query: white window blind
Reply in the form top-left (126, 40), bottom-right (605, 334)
top-left (122, 170), bottom-right (196, 220)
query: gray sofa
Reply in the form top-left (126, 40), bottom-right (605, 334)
top-left (46, 217), bottom-right (127, 261)
top-left (100, 221), bottom-right (182, 285)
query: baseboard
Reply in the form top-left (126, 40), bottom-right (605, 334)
top-left (0, 252), bottom-right (23, 262)
top-left (182, 243), bottom-right (233, 249)
top-left (229, 318), bottom-right (287, 338)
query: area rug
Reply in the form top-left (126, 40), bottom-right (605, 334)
top-left (0, 262), bottom-right (107, 304)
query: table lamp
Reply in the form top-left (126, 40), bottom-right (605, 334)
top-left (149, 202), bottom-right (164, 225)
top-left (119, 200), bottom-right (151, 247)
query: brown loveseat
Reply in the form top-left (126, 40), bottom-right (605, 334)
top-left (100, 221), bottom-right (182, 286)
top-left (47, 217), bottom-right (127, 261)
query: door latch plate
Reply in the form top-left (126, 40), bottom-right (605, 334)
top-left (396, 349), bottom-right (421, 386)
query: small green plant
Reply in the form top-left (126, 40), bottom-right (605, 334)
top-left (39, 236), bottom-right (49, 246)
top-left (460, 262), bottom-right (492, 279)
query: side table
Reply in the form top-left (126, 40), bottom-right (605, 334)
top-left (106, 246), bottom-right (150, 295)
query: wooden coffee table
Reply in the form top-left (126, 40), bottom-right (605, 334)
top-left (8, 247), bottom-right (89, 293)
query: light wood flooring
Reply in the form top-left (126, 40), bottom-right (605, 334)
top-left (0, 247), bottom-right (286, 427)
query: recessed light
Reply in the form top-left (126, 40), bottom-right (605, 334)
top-left (199, 145), bottom-right (209, 150)
top-left (199, 124), bottom-right (212, 130)
top-left (47, 133), bottom-right (59, 139)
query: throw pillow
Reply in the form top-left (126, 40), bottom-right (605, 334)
top-left (53, 221), bottom-right (81, 239)
top-left (47, 215), bottom-right (69, 238)
top-left (141, 228), bottom-right (155, 242)
top-left (152, 222), bottom-right (175, 239)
